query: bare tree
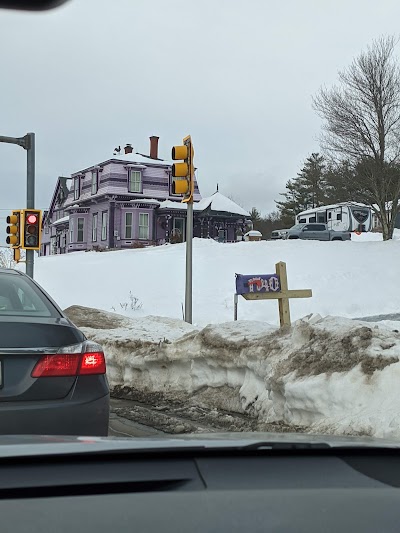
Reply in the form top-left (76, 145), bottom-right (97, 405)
top-left (313, 36), bottom-right (400, 239)
top-left (0, 248), bottom-right (17, 269)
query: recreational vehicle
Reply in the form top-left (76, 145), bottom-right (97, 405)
top-left (295, 202), bottom-right (372, 232)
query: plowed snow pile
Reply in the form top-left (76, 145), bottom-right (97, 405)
top-left (65, 306), bottom-right (400, 438)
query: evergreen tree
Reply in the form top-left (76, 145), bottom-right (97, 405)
top-left (249, 207), bottom-right (262, 224)
top-left (297, 153), bottom-right (327, 208)
top-left (276, 153), bottom-right (327, 224)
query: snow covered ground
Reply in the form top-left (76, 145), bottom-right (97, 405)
top-left (36, 232), bottom-right (400, 438)
top-left (35, 231), bottom-right (400, 327)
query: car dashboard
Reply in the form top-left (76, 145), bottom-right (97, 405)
top-left (2, 445), bottom-right (400, 532)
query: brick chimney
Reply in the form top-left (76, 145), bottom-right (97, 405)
top-left (149, 136), bottom-right (159, 159)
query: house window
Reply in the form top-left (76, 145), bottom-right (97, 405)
top-left (74, 177), bottom-right (80, 200)
top-left (125, 212), bottom-right (133, 239)
top-left (218, 229), bottom-right (228, 242)
top-left (139, 213), bottom-right (149, 240)
top-left (101, 211), bottom-right (108, 241)
top-left (129, 170), bottom-right (142, 193)
top-left (77, 218), bottom-right (84, 242)
top-left (91, 171), bottom-right (98, 195)
top-left (69, 218), bottom-right (74, 243)
top-left (45, 225), bottom-right (49, 234)
top-left (92, 213), bottom-right (98, 242)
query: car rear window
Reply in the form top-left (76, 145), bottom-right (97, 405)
top-left (0, 274), bottom-right (60, 318)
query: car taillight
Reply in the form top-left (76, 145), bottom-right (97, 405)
top-left (32, 350), bottom-right (106, 377)
top-left (79, 351), bottom-right (106, 375)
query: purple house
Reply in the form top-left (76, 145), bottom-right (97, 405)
top-left (41, 137), bottom-right (251, 256)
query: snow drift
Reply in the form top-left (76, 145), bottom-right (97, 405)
top-left (66, 306), bottom-right (400, 439)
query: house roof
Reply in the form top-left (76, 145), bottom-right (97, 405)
top-left (129, 199), bottom-right (161, 205)
top-left (52, 215), bottom-right (69, 226)
top-left (71, 155), bottom-right (173, 176)
top-left (158, 192), bottom-right (250, 217)
top-left (196, 192), bottom-right (249, 216)
top-left (48, 176), bottom-right (72, 215)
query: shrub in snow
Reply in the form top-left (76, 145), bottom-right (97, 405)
top-left (119, 292), bottom-right (143, 312)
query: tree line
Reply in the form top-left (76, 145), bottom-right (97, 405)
top-left (252, 36), bottom-right (400, 241)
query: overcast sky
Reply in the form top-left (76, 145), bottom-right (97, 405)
top-left (0, 0), bottom-right (400, 240)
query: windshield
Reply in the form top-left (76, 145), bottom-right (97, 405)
top-left (0, 0), bottom-right (399, 445)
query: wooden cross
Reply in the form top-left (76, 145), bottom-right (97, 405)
top-left (240, 262), bottom-right (312, 327)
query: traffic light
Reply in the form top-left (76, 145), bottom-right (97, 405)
top-left (171, 135), bottom-right (194, 203)
top-left (22, 209), bottom-right (42, 250)
top-left (6, 210), bottom-right (22, 248)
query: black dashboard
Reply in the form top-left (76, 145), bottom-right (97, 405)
top-left (2, 447), bottom-right (400, 532)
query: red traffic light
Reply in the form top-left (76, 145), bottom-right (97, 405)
top-left (22, 209), bottom-right (42, 250)
top-left (26, 214), bottom-right (38, 224)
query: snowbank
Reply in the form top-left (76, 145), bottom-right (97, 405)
top-left (67, 306), bottom-right (400, 439)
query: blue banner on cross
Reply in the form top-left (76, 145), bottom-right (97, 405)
top-left (235, 274), bottom-right (281, 295)
top-left (234, 262), bottom-right (312, 327)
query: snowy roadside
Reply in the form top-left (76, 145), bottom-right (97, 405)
top-left (65, 306), bottom-right (400, 439)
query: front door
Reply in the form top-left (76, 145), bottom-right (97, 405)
top-left (173, 218), bottom-right (185, 242)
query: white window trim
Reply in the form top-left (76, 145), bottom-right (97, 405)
top-left (125, 212), bottom-right (133, 239)
top-left (138, 213), bottom-right (149, 240)
top-left (69, 218), bottom-right (74, 243)
top-left (101, 211), bottom-right (108, 241)
top-left (77, 218), bottom-right (84, 243)
top-left (92, 213), bottom-right (98, 242)
top-left (91, 171), bottom-right (98, 195)
top-left (74, 177), bottom-right (80, 200)
top-left (129, 170), bottom-right (142, 193)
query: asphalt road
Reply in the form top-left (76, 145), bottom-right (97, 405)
top-left (108, 410), bottom-right (165, 438)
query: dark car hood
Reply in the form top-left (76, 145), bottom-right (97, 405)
top-left (0, 432), bottom-right (399, 458)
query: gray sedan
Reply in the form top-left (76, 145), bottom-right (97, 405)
top-left (0, 268), bottom-right (109, 436)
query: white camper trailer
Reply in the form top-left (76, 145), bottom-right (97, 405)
top-left (295, 202), bottom-right (372, 232)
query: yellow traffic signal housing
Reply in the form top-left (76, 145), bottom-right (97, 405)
top-left (13, 248), bottom-right (21, 263)
top-left (171, 135), bottom-right (194, 203)
top-left (21, 209), bottom-right (42, 251)
top-left (6, 210), bottom-right (22, 248)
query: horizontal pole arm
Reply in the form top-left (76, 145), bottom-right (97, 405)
top-left (241, 289), bottom-right (312, 301)
top-left (0, 134), bottom-right (29, 149)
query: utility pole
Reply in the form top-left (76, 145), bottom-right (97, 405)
top-left (185, 195), bottom-right (194, 323)
top-left (0, 132), bottom-right (36, 278)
